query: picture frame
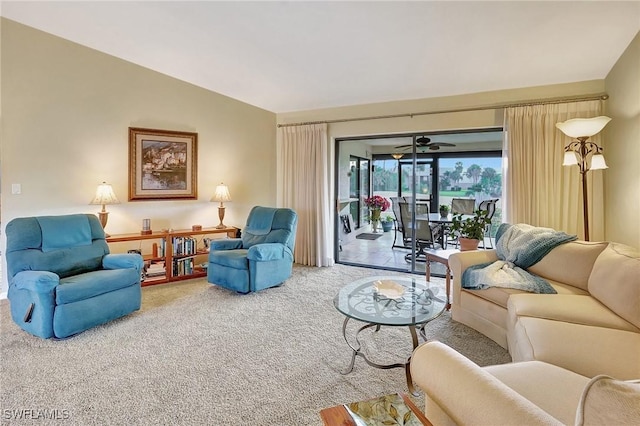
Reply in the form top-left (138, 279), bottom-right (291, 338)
top-left (128, 127), bottom-right (198, 201)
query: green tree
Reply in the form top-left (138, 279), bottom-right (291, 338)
top-left (439, 170), bottom-right (452, 190)
top-left (465, 164), bottom-right (483, 184)
top-left (480, 167), bottom-right (502, 197)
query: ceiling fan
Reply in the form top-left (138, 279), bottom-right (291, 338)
top-left (394, 136), bottom-right (456, 151)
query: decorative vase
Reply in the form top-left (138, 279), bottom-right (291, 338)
top-left (459, 237), bottom-right (480, 251)
top-left (381, 221), bottom-right (393, 232)
top-left (370, 208), bottom-right (381, 233)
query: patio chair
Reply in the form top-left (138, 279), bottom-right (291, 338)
top-left (399, 202), bottom-right (441, 262)
top-left (478, 198), bottom-right (499, 248)
top-left (390, 196), bottom-right (406, 248)
top-left (451, 198), bottom-right (476, 214)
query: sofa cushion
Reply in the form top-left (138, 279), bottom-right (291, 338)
top-left (527, 241), bottom-right (608, 292)
top-left (209, 249), bottom-right (250, 270)
top-left (463, 280), bottom-right (589, 310)
top-left (486, 361), bottom-right (590, 426)
top-left (37, 215), bottom-right (92, 252)
top-left (575, 375), bottom-right (640, 426)
top-left (56, 268), bottom-right (140, 304)
top-left (508, 294), bottom-right (639, 333)
top-left (588, 243), bottom-right (640, 329)
top-left (507, 317), bottom-right (640, 380)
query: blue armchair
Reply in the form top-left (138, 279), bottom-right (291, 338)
top-left (5, 214), bottom-right (143, 339)
top-left (207, 206), bottom-right (298, 293)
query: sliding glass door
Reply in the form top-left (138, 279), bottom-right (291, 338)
top-left (335, 130), bottom-right (503, 274)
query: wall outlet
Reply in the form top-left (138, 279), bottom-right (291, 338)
top-left (11, 184), bottom-right (21, 195)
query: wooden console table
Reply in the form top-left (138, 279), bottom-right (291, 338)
top-left (107, 227), bottom-right (239, 286)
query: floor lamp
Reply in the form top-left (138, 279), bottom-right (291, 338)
top-left (556, 116), bottom-right (611, 241)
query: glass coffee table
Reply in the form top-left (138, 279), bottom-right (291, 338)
top-left (333, 275), bottom-right (446, 394)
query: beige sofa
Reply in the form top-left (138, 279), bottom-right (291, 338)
top-left (411, 341), bottom-right (640, 425)
top-left (449, 240), bottom-right (640, 380)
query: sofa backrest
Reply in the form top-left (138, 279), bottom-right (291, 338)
top-left (527, 241), bottom-right (608, 292)
top-left (241, 207), bottom-right (298, 251)
top-left (6, 214), bottom-right (109, 281)
top-left (588, 243), bottom-right (640, 329)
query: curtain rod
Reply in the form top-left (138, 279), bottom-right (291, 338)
top-left (276, 93), bottom-right (609, 128)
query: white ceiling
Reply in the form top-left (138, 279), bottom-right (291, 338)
top-left (2, 1), bottom-right (639, 113)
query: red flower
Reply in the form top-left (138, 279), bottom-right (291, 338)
top-left (364, 195), bottom-right (390, 212)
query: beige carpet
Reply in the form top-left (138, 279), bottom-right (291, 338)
top-left (0, 264), bottom-right (510, 425)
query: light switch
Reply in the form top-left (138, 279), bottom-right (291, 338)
top-left (11, 183), bottom-right (21, 194)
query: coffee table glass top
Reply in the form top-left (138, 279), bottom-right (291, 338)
top-left (334, 275), bottom-right (445, 326)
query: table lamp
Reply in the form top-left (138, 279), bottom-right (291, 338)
top-left (211, 183), bottom-right (231, 229)
top-left (89, 181), bottom-right (120, 237)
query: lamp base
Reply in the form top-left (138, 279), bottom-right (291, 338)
top-left (97, 211), bottom-right (110, 238)
top-left (216, 206), bottom-right (227, 229)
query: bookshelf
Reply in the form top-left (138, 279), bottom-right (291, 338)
top-left (106, 227), bottom-right (239, 286)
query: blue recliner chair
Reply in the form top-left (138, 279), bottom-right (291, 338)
top-left (5, 214), bottom-right (144, 339)
top-left (207, 206), bottom-right (298, 293)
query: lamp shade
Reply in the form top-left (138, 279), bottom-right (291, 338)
top-left (562, 151), bottom-right (579, 166)
top-left (211, 183), bottom-right (231, 203)
top-left (590, 154), bottom-right (608, 170)
top-left (555, 116), bottom-right (611, 138)
top-left (90, 182), bottom-right (120, 205)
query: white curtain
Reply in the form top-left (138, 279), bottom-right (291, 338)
top-left (503, 100), bottom-right (605, 240)
top-left (278, 124), bottom-right (333, 266)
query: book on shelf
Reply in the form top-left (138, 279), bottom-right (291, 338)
top-left (146, 262), bottom-right (166, 277)
top-left (172, 257), bottom-right (195, 277)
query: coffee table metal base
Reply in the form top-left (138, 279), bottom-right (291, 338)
top-left (340, 316), bottom-right (435, 396)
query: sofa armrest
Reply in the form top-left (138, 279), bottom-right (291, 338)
top-left (12, 271), bottom-right (60, 293)
top-left (247, 243), bottom-right (291, 261)
top-left (103, 253), bottom-right (144, 272)
top-left (209, 238), bottom-right (243, 251)
top-left (449, 250), bottom-right (498, 305)
top-left (411, 341), bottom-right (561, 425)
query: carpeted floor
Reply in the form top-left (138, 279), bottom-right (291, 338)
top-left (0, 264), bottom-right (510, 425)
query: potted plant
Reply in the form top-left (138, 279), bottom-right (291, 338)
top-left (364, 195), bottom-right (391, 233)
top-left (381, 215), bottom-right (394, 232)
top-left (439, 204), bottom-right (450, 217)
top-left (450, 209), bottom-right (491, 251)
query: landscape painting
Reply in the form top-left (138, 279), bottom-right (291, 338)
top-left (129, 127), bottom-right (197, 200)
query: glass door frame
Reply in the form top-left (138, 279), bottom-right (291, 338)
top-left (334, 128), bottom-right (503, 274)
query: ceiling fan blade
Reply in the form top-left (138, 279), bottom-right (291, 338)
top-left (431, 142), bottom-right (456, 147)
top-left (394, 144), bottom-right (412, 149)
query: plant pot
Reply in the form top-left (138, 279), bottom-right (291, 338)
top-left (439, 209), bottom-right (449, 217)
top-left (459, 237), bottom-right (480, 251)
top-left (381, 221), bottom-right (393, 232)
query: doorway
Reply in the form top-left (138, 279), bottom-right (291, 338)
top-left (335, 129), bottom-right (503, 274)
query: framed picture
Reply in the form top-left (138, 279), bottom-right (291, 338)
top-left (129, 127), bottom-right (198, 201)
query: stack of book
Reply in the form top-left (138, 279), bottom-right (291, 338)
top-left (145, 262), bottom-right (166, 279)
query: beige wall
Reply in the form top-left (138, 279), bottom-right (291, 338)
top-left (277, 80), bottom-right (606, 233)
top-left (604, 31), bottom-right (640, 249)
top-left (1, 19), bottom-right (277, 292)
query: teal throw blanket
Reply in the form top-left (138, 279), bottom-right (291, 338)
top-left (462, 223), bottom-right (577, 294)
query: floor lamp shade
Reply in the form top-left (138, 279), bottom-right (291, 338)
top-left (89, 182), bottom-right (120, 235)
top-left (211, 183), bottom-right (231, 229)
top-left (556, 116), bottom-right (611, 241)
